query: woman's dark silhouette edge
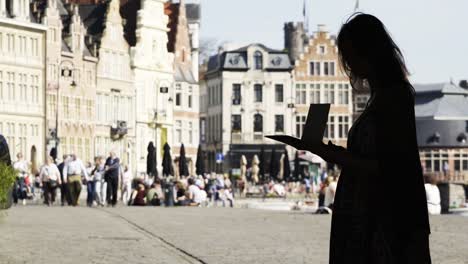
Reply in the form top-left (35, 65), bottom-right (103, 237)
top-left (310, 13), bottom-right (432, 263)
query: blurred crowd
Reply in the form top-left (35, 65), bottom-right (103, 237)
top-left (10, 150), bottom-right (444, 215)
top-left (11, 151), bottom-right (235, 208)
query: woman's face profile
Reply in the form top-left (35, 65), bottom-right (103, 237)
top-left (341, 37), bottom-right (370, 79)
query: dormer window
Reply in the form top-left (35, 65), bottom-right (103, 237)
top-left (428, 132), bottom-right (441, 144)
top-left (254, 51), bottom-right (263, 70)
top-left (319, 45), bottom-right (326, 54)
top-left (457, 133), bottom-right (467, 144)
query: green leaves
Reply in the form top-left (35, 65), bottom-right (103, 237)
top-left (0, 162), bottom-right (17, 209)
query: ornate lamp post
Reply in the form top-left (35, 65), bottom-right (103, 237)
top-left (54, 61), bottom-right (76, 151)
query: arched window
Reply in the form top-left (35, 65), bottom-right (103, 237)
top-left (254, 114), bottom-right (263, 132)
top-left (254, 51), bottom-right (263, 70)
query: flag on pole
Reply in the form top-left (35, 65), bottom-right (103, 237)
top-left (354, 0), bottom-right (360, 11)
top-left (303, 0), bottom-right (306, 17)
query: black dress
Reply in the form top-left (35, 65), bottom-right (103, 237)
top-left (329, 84), bottom-right (431, 264)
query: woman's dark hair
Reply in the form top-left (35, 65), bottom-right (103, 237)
top-left (337, 13), bottom-right (413, 93)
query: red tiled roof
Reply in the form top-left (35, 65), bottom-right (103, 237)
top-left (165, 2), bottom-right (179, 53)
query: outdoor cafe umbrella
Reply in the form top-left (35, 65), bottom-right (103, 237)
top-left (269, 148), bottom-right (278, 181)
top-left (146, 142), bottom-right (157, 178)
top-left (283, 150), bottom-right (291, 182)
top-left (162, 143), bottom-right (174, 177)
top-left (179, 144), bottom-right (189, 177)
top-left (49, 147), bottom-right (57, 163)
top-left (195, 144), bottom-right (205, 176)
top-left (293, 151), bottom-right (300, 182)
top-left (30, 145), bottom-right (39, 176)
top-left (259, 146), bottom-right (266, 183)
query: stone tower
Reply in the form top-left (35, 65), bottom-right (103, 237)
top-left (284, 22), bottom-right (308, 63)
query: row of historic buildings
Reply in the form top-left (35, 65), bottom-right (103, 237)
top-left (200, 21), bottom-right (468, 182)
top-left (200, 23), bottom-right (355, 173)
top-left (0, 0), bottom-right (201, 177)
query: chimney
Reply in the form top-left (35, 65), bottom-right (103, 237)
top-left (317, 24), bottom-right (327, 32)
top-left (459, 80), bottom-right (468, 89)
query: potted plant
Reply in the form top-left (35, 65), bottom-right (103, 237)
top-left (0, 135), bottom-right (14, 210)
top-left (0, 162), bottom-right (16, 209)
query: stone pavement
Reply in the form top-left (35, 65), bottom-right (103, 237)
top-left (0, 206), bottom-right (467, 264)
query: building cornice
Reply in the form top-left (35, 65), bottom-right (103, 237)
top-left (0, 18), bottom-right (47, 31)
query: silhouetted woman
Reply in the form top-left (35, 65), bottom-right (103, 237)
top-left (311, 13), bottom-right (431, 263)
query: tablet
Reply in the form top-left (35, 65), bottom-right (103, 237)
top-left (265, 104), bottom-right (330, 149)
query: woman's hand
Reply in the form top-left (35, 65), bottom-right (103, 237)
top-left (306, 140), bottom-right (347, 165)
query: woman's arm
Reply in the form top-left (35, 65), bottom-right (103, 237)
top-left (307, 141), bottom-right (379, 174)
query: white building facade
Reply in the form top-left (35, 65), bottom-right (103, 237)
top-left (204, 44), bottom-right (293, 172)
top-left (0, 1), bottom-right (47, 162)
top-left (131, 0), bottom-right (174, 176)
top-left (166, 0), bottom-right (200, 171)
top-left (93, 0), bottom-right (136, 168)
top-left (42, 2), bottom-right (98, 163)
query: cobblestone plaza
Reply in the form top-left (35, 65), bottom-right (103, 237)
top-left (0, 206), bottom-right (467, 264)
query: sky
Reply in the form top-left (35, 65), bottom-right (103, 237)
top-left (199, 0), bottom-right (468, 84)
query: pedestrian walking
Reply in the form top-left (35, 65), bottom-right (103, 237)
top-left (304, 177), bottom-right (312, 199)
top-left (105, 151), bottom-right (120, 207)
top-left (58, 155), bottom-right (72, 206)
top-left (13, 152), bottom-right (31, 205)
top-left (121, 165), bottom-right (133, 205)
top-left (93, 156), bottom-right (106, 206)
top-left (86, 161), bottom-right (96, 207)
top-left (39, 156), bottom-right (61, 206)
top-left (63, 154), bottom-right (88, 206)
top-left (424, 174), bottom-right (441, 215)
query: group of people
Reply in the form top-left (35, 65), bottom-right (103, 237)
top-left (12, 151), bottom-right (123, 207)
top-left (11, 150), bottom-right (236, 208)
top-left (128, 173), bottom-right (235, 208)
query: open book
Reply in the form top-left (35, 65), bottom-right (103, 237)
top-left (265, 104), bottom-right (330, 150)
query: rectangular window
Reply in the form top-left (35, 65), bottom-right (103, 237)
top-left (315, 62), bottom-right (321, 76)
top-left (330, 62), bottom-right (336, 76)
top-left (254, 84), bottom-right (262, 103)
top-left (325, 116), bottom-right (335, 139)
top-left (295, 84), bottom-right (307, 105)
top-left (231, 115), bottom-right (242, 133)
top-left (275, 115), bottom-right (284, 132)
top-left (309, 83), bottom-right (320, 104)
top-left (176, 93), bottom-right (181, 106)
top-left (324, 62), bottom-right (329, 76)
top-left (319, 45), bottom-right (326, 54)
top-left (175, 120), bottom-right (182, 143)
top-left (355, 94), bottom-right (370, 111)
top-left (232, 84), bottom-right (241, 105)
top-left (188, 122), bottom-right (193, 144)
top-left (188, 95), bottom-right (192, 108)
top-left (323, 84), bottom-right (329, 103)
top-left (309, 62), bottom-right (315, 76)
top-left (337, 116), bottom-right (349, 139)
top-left (330, 84), bottom-right (335, 104)
top-left (295, 115), bottom-right (307, 138)
top-left (75, 98), bottom-right (80, 118)
top-left (275, 84), bottom-right (284, 103)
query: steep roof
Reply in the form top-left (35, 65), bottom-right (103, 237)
top-left (77, 2), bottom-right (108, 54)
top-left (185, 3), bottom-right (200, 23)
top-left (165, 2), bottom-right (179, 53)
top-left (207, 43), bottom-right (292, 73)
top-left (414, 83), bottom-right (468, 120)
top-left (78, 3), bottom-right (107, 37)
top-left (120, 0), bottom-right (140, 46)
top-left (175, 65), bottom-right (197, 84)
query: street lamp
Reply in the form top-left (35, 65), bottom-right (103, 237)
top-left (54, 60), bottom-right (76, 151)
top-left (286, 98), bottom-right (296, 137)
